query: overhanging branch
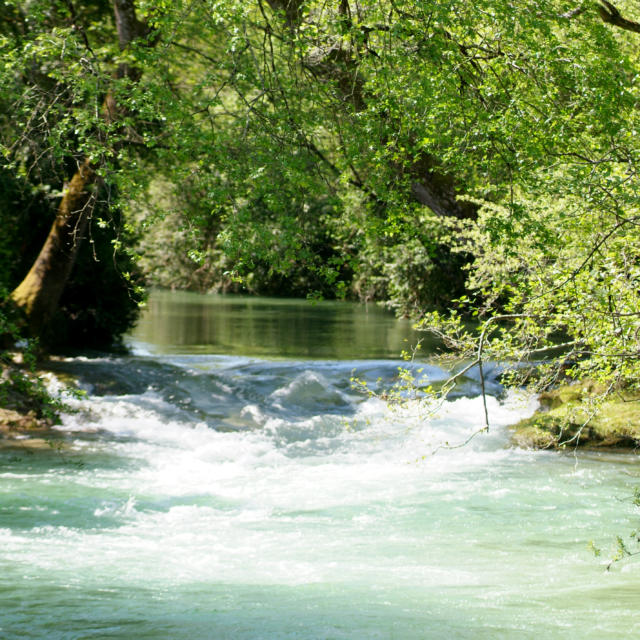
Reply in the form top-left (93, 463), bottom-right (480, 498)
top-left (562, 1), bottom-right (640, 34)
top-left (597, 0), bottom-right (640, 33)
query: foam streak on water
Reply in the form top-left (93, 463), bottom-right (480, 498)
top-left (1, 353), bottom-right (640, 639)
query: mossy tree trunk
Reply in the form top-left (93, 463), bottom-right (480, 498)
top-left (10, 159), bottom-right (96, 337)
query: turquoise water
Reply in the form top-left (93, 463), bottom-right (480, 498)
top-left (1, 291), bottom-right (639, 638)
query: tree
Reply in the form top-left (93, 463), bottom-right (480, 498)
top-left (173, 0), bottom-right (640, 405)
top-left (2, 0), bottom-right (153, 342)
top-left (413, 0), bottom-right (640, 418)
top-left (133, 0), bottom-right (481, 311)
top-left (4, 0), bottom-right (640, 410)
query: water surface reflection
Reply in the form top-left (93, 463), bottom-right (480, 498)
top-left (129, 290), bottom-right (428, 359)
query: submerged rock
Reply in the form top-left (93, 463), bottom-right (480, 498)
top-left (510, 381), bottom-right (640, 450)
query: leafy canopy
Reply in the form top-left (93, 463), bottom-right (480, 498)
top-left (3, 0), bottom-right (640, 397)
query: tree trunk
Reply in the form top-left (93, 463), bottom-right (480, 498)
top-left (10, 159), bottom-right (95, 337)
top-left (10, 0), bottom-right (148, 341)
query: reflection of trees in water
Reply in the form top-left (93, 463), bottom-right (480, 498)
top-left (131, 291), bottom-right (425, 358)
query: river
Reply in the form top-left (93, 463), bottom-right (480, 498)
top-left (1, 290), bottom-right (639, 638)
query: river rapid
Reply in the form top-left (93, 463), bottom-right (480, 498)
top-left (1, 291), bottom-right (639, 638)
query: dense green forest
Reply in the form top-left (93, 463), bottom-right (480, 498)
top-left (2, 0), bottom-right (640, 413)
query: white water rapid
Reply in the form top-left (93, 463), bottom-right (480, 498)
top-left (1, 293), bottom-right (639, 638)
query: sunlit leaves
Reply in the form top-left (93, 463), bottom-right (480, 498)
top-left (4, 0), bottom-right (640, 389)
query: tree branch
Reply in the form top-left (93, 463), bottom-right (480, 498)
top-left (597, 1), bottom-right (640, 33)
top-left (561, 2), bottom-right (640, 34)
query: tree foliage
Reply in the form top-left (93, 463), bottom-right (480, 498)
top-left (0, 0), bottom-right (147, 346)
top-left (2, 0), bottom-right (640, 399)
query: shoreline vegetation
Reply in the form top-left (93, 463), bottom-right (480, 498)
top-left (0, 353), bottom-right (69, 451)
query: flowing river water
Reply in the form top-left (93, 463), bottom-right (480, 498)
top-left (1, 290), bottom-right (639, 638)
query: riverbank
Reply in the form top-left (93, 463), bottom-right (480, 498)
top-left (510, 381), bottom-right (640, 450)
top-left (0, 355), bottom-right (64, 450)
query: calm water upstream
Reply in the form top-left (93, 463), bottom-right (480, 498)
top-left (1, 290), bottom-right (639, 639)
